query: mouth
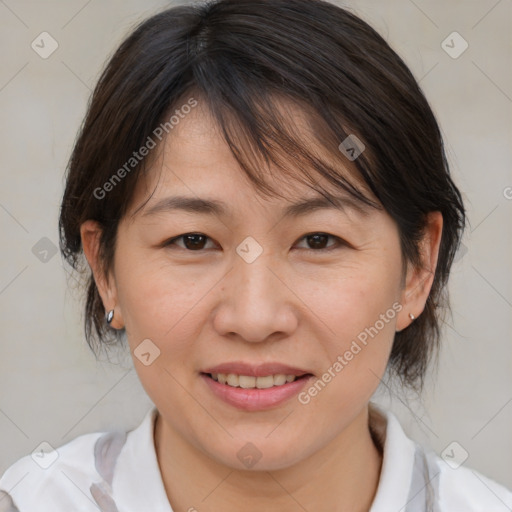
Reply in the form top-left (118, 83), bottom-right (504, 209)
top-left (201, 372), bottom-right (312, 389)
top-left (200, 362), bottom-right (314, 411)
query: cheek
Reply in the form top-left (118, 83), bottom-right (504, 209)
top-left (296, 252), bottom-right (402, 401)
top-left (114, 259), bottom-right (211, 414)
top-left (115, 254), bottom-right (216, 366)
top-left (106, 229), bottom-right (222, 432)
top-left (299, 254), bottom-right (401, 342)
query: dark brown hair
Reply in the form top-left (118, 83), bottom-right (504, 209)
top-left (59, 0), bottom-right (465, 391)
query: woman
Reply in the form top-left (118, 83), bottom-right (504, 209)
top-left (1, 0), bottom-right (511, 510)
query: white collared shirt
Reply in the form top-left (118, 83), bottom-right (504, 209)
top-left (1, 403), bottom-right (511, 511)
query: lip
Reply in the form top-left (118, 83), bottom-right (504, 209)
top-left (200, 361), bottom-right (314, 412)
top-left (202, 361), bottom-right (311, 377)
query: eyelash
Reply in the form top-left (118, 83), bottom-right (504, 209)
top-left (163, 232), bottom-right (346, 253)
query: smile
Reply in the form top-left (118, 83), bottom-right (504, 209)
top-left (209, 372), bottom-right (302, 389)
top-left (211, 373), bottom-right (306, 389)
top-left (200, 367), bottom-right (313, 411)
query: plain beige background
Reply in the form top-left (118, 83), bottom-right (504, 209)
top-left (1, 0), bottom-right (511, 493)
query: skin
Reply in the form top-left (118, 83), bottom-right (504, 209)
top-left (81, 99), bottom-right (443, 512)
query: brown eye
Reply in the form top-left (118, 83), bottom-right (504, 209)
top-left (306, 233), bottom-right (330, 250)
top-left (295, 233), bottom-right (344, 252)
top-left (165, 233), bottom-right (215, 251)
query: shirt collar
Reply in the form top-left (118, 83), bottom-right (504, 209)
top-left (112, 403), bottom-right (418, 512)
top-left (112, 407), bottom-right (174, 512)
top-left (368, 401), bottom-right (418, 512)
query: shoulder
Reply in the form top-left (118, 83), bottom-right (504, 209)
top-left (369, 403), bottom-right (512, 512)
top-left (423, 448), bottom-right (512, 511)
top-left (0, 427), bottom-right (128, 511)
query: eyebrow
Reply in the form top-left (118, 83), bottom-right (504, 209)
top-left (141, 193), bottom-right (374, 219)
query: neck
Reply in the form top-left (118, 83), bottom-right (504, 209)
top-left (155, 408), bottom-right (382, 512)
top-left (154, 406), bottom-right (383, 512)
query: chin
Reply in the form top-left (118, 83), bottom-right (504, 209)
top-left (201, 433), bottom-right (309, 472)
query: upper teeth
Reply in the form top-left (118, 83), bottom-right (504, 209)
top-left (211, 373), bottom-right (297, 389)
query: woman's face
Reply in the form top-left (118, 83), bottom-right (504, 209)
top-left (82, 100), bottom-right (439, 471)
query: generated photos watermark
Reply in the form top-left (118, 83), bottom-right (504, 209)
top-left (93, 97), bottom-right (198, 200)
top-left (298, 301), bottom-right (403, 404)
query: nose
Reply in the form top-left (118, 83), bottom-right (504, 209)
top-left (212, 251), bottom-right (299, 343)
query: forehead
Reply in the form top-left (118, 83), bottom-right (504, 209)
top-left (127, 95), bottom-right (378, 220)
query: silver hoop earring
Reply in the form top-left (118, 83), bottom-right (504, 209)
top-left (409, 313), bottom-right (415, 321)
top-left (106, 309), bottom-right (114, 324)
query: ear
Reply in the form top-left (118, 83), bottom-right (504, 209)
top-left (80, 220), bottom-right (124, 330)
top-left (395, 211), bottom-right (443, 332)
